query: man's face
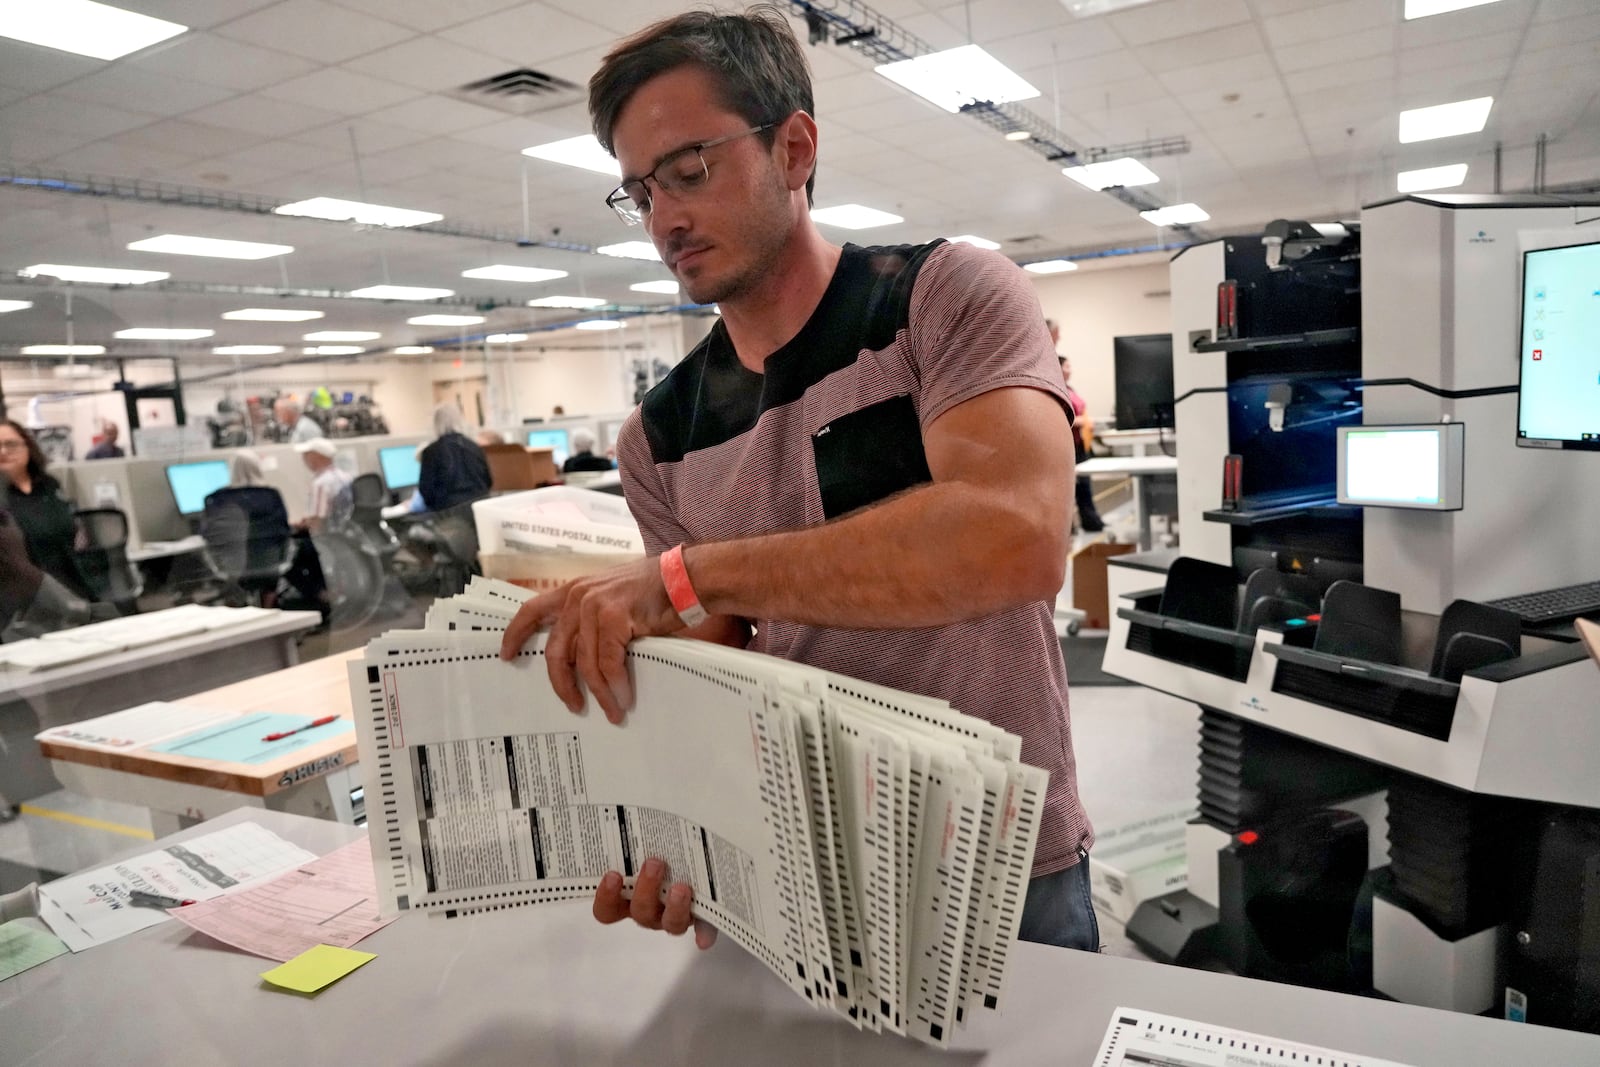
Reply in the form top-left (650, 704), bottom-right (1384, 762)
top-left (611, 65), bottom-right (796, 307)
top-left (301, 451), bottom-right (323, 473)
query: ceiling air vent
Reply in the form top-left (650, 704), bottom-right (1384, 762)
top-left (449, 69), bottom-right (584, 116)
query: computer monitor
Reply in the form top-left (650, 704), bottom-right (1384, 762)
top-left (378, 445), bottom-right (422, 492)
top-left (164, 459), bottom-right (232, 517)
top-left (1518, 239), bottom-right (1600, 451)
top-left (1336, 423), bottom-right (1464, 511)
top-left (526, 428), bottom-right (570, 466)
top-left (1112, 333), bottom-right (1175, 430)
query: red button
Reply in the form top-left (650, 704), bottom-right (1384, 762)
top-left (1237, 830), bottom-right (1260, 846)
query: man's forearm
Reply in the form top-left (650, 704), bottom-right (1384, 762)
top-left (684, 479), bottom-right (1067, 630)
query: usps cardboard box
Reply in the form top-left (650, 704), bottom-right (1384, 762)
top-left (472, 485), bottom-right (644, 557)
top-left (1088, 808), bottom-right (1192, 924)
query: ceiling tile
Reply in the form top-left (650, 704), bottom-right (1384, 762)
top-left (1178, 77), bottom-right (1289, 116)
top-left (341, 35), bottom-right (512, 93)
top-left (215, 0), bottom-right (415, 64)
top-left (112, 118), bottom-right (263, 159)
top-left (1274, 25), bottom-right (1394, 73)
top-left (1400, 32), bottom-right (1518, 77)
top-left (52, 66), bottom-right (238, 116)
top-left (183, 94), bottom-right (348, 138)
top-left (0, 96), bottom-right (157, 140)
top-left (291, 119), bottom-right (433, 155)
top-left (1521, 10), bottom-right (1600, 51)
top-left (1263, 0), bottom-right (1393, 49)
top-left (931, 0), bottom-right (1072, 42)
top-left (984, 19), bottom-right (1125, 74)
top-left (125, 0), bottom-right (282, 27)
top-left (0, 41), bottom-right (107, 94)
top-left (1398, 0), bottom-right (1529, 48)
top-left (1157, 53), bottom-right (1280, 98)
top-left (127, 33), bottom-right (323, 93)
top-left (328, 0), bottom-right (524, 33)
top-left (43, 140), bottom-right (198, 177)
top-left (262, 68), bottom-right (420, 114)
top-left (364, 96), bottom-right (509, 135)
top-left (1106, 0), bottom-right (1252, 46)
top-left (1290, 54), bottom-right (1395, 95)
top-left (0, 125), bottom-right (100, 164)
top-left (1135, 21), bottom-right (1269, 72)
top-left (437, 6), bottom-right (615, 66)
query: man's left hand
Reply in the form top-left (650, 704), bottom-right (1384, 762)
top-left (498, 556), bottom-right (685, 722)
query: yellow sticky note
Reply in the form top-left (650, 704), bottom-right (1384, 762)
top-left (260, 944), bottom-right (376, 994)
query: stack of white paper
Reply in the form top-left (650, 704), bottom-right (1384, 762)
top-left (350, 578), bottom-right (1048, 1047)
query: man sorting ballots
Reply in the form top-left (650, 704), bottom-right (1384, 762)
top-left (501, 6), bottom-right (1095, 954)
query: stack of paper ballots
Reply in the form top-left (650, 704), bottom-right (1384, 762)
top-left (349, 578), bottom-right (1048, 1047)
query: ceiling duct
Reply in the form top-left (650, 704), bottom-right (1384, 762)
top-left (448, 69), bottom-right (585, 117)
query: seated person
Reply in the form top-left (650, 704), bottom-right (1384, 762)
top-left (201, 451), bottom-right (292, 606)
top-left (281, 438), bottom-right (353, 626)
top-left (562, 428), bottom-right (615, 474)
top-left (84, 420), bottom-right (124, 460)
top-left (416, 403), bottom-right (492, 512)
top-left (0, 419), bottom-right (94, 601)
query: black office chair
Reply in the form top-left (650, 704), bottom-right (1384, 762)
top-left (1429, 600), bottom-right (1522, 682)
top-left (1313, 581), bottom-right (1403, 664)
top-left (71, 507), bottom-right (141, 615)
top-left (349, 473), bottom-right (400, 564)
top-left (199, 487), bottom-right (295, 606)
top-left (405, 501), bottom-right (481, 597)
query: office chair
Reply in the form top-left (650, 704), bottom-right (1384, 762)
top-left (349, 473), bottom-right (401, 565)
top-left (71, 507), bottom-right (141, 616)
top-left (405, 502), bottom-right (481, 597)
top-left (199, 487), bottom-right (295, 607)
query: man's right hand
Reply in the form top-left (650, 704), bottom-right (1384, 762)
top-left (593, 857), bottom-right (717, 950)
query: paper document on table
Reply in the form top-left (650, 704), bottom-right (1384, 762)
top-left (348, 587), bottom-right (1050, 1048)
top-left (1094, 1008), bottom-right (1418, 1067)
top-left (0, 921), bottom-right (68, 980)
top-left (0, 637), bottom-right (119, 671)
top-left (168, 838), bottom-right (394, 961)
top-left (150, 713), bottom-right (353, 765)
top-left (36, 701), bottom-right (238, 752)
top-left (37, 822), bottom-right (317, 952)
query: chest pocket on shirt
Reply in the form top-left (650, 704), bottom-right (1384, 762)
top-left (812, 393), bottom-right (932, 520)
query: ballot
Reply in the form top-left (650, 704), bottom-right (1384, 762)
top-left (350, 578), bottom-right (1047, 1048)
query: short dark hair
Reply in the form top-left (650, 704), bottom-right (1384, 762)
top-left (0, 418), bottom-right (49, 483)
top-left (589, 6), bottom-right (817, 203)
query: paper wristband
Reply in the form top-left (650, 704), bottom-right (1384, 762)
top-left (661, 544), bottom-right (708, 628)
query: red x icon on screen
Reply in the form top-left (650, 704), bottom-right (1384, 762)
top-left (1532, 349), bottom-right (1543, 361)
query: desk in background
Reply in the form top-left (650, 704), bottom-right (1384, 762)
top-left (0, 609), bottom-right (319, 807)
top-left (1098, 427), bottom-right (1177, 458)
top-left (6, 808), bottom-right (1598, 1065)
top-left (1077, 455), bottom-right (1179, 552)
top-left (39, 649), bottom-right (361, 836)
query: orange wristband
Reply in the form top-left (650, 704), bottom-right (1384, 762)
top-left (660, 544), bottom-right (707, 628)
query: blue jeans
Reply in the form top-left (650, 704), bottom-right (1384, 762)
top-left (1017, 848), bottom-right (1101, 952)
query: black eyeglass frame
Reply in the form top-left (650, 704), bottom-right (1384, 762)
top-left (603, 122), bottom-right (779, 224)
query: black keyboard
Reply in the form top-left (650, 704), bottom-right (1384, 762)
top-left (1486, 580), bottom-right (1600, 625)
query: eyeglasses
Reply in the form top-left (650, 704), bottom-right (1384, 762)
top-left (0, 440), bottom-right (27, 453)
top-left (605, 123), bottom-right (776, 225)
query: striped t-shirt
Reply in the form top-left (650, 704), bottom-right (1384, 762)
top-left (617, 239), bottom-right (1091, 876)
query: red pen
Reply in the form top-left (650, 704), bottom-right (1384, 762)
top-left (262, 716), bottom-right (339, 742)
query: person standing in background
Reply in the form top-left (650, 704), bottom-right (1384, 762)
top-left (84, 420), bottom-right (124, 459)
top-left (1048, 320), bottom-right (1105, 534)
top-left (0, 418), bottom-right (94, 601)
top-left (417, 403), bottom-right (492, 511)
top-left (274, 397), bottom-right (321, 444)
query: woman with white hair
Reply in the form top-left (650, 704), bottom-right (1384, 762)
top-left (562, 427), bottom-right (615, 474)
top-left (416, 402), bottom-right (491, 511)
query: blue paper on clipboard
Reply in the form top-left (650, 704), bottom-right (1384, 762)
top-left (150, 713), bottom-right (353, 764)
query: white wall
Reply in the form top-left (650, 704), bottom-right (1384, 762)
top-left (1028, 261), bottom-right (1174, 425)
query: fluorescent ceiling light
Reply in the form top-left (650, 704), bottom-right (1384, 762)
top-left (1065, 0), bottom-right (1160, 15)
top-left (630, 280), bottom-right (681, 295)
top-left (0, 300), bottom-right (32, 314)
top-left (22, 343), bottom-right (106, 356)
top-left (114, 328), bottom-right (214, 340)
top-left (222, 308), bottom-right (323, 322)
top-left (274, 197), bottom-right (442, 228)
top-left (346, 284), bottom-right (455, 301)
top-left (576, 320), bottom-right (624, 331)
top-left (1397, 163), bottom-right (1469, 193)
top-left (213, 345), bottom-right (284, 355)
top-left (408, 314), bottom-right (484, 326)
top-left (1061, 157), bottom-right (1160, 191)
top-left (0, 0), bottom-right (186, 61)
top-left (461, 265), bottom-right (569, 284)
top-left (875, 45), bottom-right (1040, 114)
top-left (126, 234), bottom-right (293, 260)
top-left (946, 234), bottom-right (1001, 250)
top-left (20, 263), bottom-right (169, 285)
top-left (810, 204), bottom-right (904, 230)
top-left (596, 242), bottom-right (661, 261)
top-left (1405, 0), bottom-right (1501, 18)
top-left (304, 330), bottom-right (380, 342)
top-left (1023, 259), bottom-right (1078, 274)
top-left (1398, 97), bottom-right (1493, 143)
top-left (1004, 130), bottom-right (1031, 142)
top-left (528, 296), bottom-right (607, 309)
top-left (1139, 203), bottom-right (1210, 226)
top-left (303, 345), bottom-right (364, 355)
top-left (521, 134), bottom-right (621, 177)
top-left (485, 333), bottom-right (528, 344)
top-left (394, 346), bottom-right (434, 355)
